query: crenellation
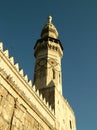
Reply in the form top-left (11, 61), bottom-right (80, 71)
top-left (32, 85), bottom-right (36, 91)
top-left (0, 44), bottom-right (32, 90)
top-left (0, 42), bottom-right (3, 50)
top-left (49, 105), bottom-right (52, 111)
top-left (24, 74), bottom-right (28, 82)
top-left (39, 93), bottom-right (43, 100)
top-left (4, 50), bottom-right (9, 57)
top-left (46, 101), bottom-right (49, 108)
top-left (43, 97), bottom-right (46, 104)
top-left (36, 89), bottom-right (39, 96)
top-left (19, 69), bottom-right (24, 76)
top-left (14, 63), bottom-right (19, 71)
top-left (28, 80), bottom-right (32, 87)
top-left (9, 57), bottom-right (14, 65)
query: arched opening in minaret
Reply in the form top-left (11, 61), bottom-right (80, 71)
top-left (69, 120), bottom-right (72, 129)
top-left (52, 69), bottom-right (55, 79)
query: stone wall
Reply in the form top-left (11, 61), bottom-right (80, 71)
top-left (0, 42), bottom-right (76, 130)
top-left (0, 85), bottom-right (45, 130)
top-left (0, 43), bottom-right (55, 130)
top-left (0, 85), bottom-right (14, 130)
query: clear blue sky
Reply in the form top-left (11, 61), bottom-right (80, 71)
top-left (0, 0), bottom-right (97, 130)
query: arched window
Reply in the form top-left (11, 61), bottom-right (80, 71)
top-left (69, 120), bottom-right (72, 129)
top-left (52, 69), bottom-right (55, 79)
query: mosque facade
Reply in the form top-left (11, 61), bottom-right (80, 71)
top-left (0, 16), bottom-right (76, 130)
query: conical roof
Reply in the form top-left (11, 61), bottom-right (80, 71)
top-left (41, 16), bottom-right (58, 39)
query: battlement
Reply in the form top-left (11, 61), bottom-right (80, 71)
top-left (34, 37), bottom-right (63, 58)
top-left (0, 42), bottom-right (55, 128)
top-left (0, 42), bottom-right (53, 110)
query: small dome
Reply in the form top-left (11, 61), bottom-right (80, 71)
top-left (41, 16), bottom-right (58, 39)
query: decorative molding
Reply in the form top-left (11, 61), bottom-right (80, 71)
top-left (35, 58), bottom-right (60, 72)
top-left (34, 37), bottom-right (63, 58)
top-left (0, 43), bottom-right (54, 115)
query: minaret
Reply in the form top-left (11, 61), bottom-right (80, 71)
top-left (34, 16), bottom-right (63, 95)
top-left (33, 18), bottom-right (76, 130)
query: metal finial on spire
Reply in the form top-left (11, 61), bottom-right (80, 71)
top-left (48, 16), bottom-right (52, 23)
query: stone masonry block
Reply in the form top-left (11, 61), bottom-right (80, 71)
top-left (7, 94), bottom-right (15, 105)
top-left (14, 107), bottom-right (25, 120)
top-left (2, 98), bottom-right (14, 123)
top-left (0, 116), bottom-right (10, 130)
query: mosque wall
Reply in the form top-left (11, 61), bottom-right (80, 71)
top-left (0, 42), bottom-right (55, 130)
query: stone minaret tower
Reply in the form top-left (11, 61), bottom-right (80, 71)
top-left (34, 17), bottom-right (76, 130)
top-left (34, 16), bottom-right (63, 95)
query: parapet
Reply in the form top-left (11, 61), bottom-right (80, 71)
top-left (0, 42), bottom-right (55, 126)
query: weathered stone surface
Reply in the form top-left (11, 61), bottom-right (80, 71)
top-left (0, 116), bottom-right (10, 130)
top-left (0, 86), bottom-right (8, 98)
top-left (0, 86), bottom-right (45, 130)
top-left (0, 95), bottom-right (14, 123)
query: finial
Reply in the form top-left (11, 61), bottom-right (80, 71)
top-left (48, 16), bottom-right (52, 23)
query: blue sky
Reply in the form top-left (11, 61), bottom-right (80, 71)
top-left (0, 0), bottom-right (97, 130)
